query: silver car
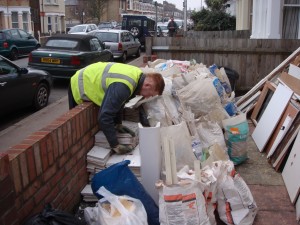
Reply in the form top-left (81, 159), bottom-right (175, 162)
top-left (88, 29), bottom-right (141, 62)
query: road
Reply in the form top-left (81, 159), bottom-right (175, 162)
top-left (0, 55), bottom-right (142, 132)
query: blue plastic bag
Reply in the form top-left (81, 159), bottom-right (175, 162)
top-left (91, 160), bottom-right (159, 225)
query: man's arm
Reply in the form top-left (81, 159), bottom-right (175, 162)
top-left (98, 83), bottom-right (131, 147)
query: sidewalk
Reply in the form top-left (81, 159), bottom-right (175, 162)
top-left (0, 96), bottom-right (69, 152)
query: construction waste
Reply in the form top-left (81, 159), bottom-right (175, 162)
top-left (81, 59), bottom-right (257, 225)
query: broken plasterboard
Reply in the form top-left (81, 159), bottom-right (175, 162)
top-left (252, 83), bottom-right (293, 152)
top-left (282, 129), bottom-right (300, 204)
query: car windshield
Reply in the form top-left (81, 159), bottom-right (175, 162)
top-left (45, 39), bottom-right (79, 49)
top-left (99, 23), bottom-right (112, 29)
top-left (69, 25), bottom-right (86, 32)
top-left (95, 32), bottom-right (118, 42)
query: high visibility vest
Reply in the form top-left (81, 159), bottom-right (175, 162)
top-left (70, 62), bottom-right (142, 106)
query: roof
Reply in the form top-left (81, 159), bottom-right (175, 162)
top-left (47, 34), bottom-right (96, 40)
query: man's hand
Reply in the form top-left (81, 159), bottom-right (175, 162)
top-left (112, 144), bottom-right (134, 154)
top-left (116, 124), bottom-right (136, 137)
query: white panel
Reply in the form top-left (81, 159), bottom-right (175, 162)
top-left (282, 130), bottom-right (300, 203)
top-left (252, 84), bottom-right (293, 151)
top-left (139, 122), bottom-right (161, 205)
top-left (288, 64), bottom-right (300, 79)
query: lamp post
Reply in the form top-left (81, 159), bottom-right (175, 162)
top-left (154, 1), bottom-right (157, 37)
top-left (183, 0), bottom-right (187, 36)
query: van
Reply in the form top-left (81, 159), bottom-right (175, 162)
top-left (121, 15), bottom-right (155, 48)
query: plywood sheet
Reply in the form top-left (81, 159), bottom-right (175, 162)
top-left (282, 130), bottom-right (300, 203)
top-left (252, 84), bottom-right (293, 152)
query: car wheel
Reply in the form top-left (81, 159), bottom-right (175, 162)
top-left (10, 48), bottom-right (18, 61)
top-left (121, 52), bottom-right (127, 63)
top-left (33, 83), bottom-right (49, 110)
top-left (135, 47), bottom-right (141, 57)
top-left (130, 27), bottom-right (140, 37)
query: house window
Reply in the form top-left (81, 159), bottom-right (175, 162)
top-left (283, 0), bottom-right (300, 39)
top-left (11, 12), bottom-right (19, 28)
top-left (55, 17), bottom-right (58, 32)
top-left (22, 12), bottom-right (29, 32)
top-left (48, 16), bottom-right (52, 32)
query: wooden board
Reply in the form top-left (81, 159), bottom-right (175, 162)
top-left (282, 129), bottom-right (300, 204)
top-left (265, 101), bottom-right (300, 158)
top-left (252, 83), bottom-right (293, 152)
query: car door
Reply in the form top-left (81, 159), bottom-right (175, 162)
top-left (18, 29), bottom-right (37, 54)
top-left (89, 38), bottom-right (111, 63)
top-left (0, 58), bottom-right (34, 115)
top-left (128, 33), bottom-right (139, 54)
top-left (121, 32), bottom-right (131, 56)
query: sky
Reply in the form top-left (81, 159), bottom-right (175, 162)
top-left (155, 0), bottom-right (206, 11)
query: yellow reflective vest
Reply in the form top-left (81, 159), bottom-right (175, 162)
top-left (70, 62), bottom-right (143, 106)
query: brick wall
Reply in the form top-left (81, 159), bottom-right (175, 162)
top-left (0, 102), bottom-right (99, 225)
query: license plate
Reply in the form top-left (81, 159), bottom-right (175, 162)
top-left (41, 57), bottom-right (60, 64)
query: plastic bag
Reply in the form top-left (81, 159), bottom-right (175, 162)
top-left (23, 204), bottom-right (84, 225)
top-left (84, 186), bottom-right (148, 225)
top-left (91, 160), bottom-right (159, 225)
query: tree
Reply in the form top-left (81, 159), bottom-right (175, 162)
top-left (85, 0), bottom-right (109, 24)
top-left (190, 0), bottom-right (236, 31)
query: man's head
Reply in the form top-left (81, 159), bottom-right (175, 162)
top-left (139, 73), bottom-right (165, 98)
top-left (170, 16), bottom-right (174, 21)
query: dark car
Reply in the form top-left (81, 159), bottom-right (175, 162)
top-left (28, 34), bottom-right (113, 79)
top-left (0, 28), bottom-right (40, 61)
top-left (121, 15), bottom-right (155, 48)
top-left (0, 55), bottom-right (52, 117)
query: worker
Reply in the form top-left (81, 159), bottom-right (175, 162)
top-left (68, 62), bottom-right (165, 154)
top-left (167, 16), bottom-right (178, 37)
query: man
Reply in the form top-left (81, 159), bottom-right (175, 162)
top-left (167, 16), bottom-right (178, 37)
top-left (68, 62), bottom-right (165, 154)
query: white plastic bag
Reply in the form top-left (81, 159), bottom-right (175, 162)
top-left (84, 186), bottom-right (148, 225)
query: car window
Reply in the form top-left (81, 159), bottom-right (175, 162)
top-left (90, 38), bottom-right (102, 51)
top-left (0, 58), bottom-right (18, 75)
top-left (18, 29), bottom-right (29, 38)
top-left (0, 33), bottom-right (5, 40)
top-left (9, 29), bottom-right (21, 39)
top-left (46, 39), bottom-right (78, 49)
top-left (69, 25), bottom-right (86, 32)
top-left (95, 32), bottom-right (118, 42)
top-left (122, 33), bottom-right (130, 42)
top-left (128, 33), bottom-right (134, 42)
top-left (129, 19), bottom-right (141, 27)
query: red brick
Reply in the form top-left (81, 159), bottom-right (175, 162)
top-left (2, 207), bottom-right (19, 225)
top-left (18, 198), bottom-right (35, 222)
top-left (0, 190), bottom-right (15, 216)
top-left (9, 157), bottom-right (22, 194)
top-left (57, 127), bottom-right (64, 156)
top-left (0, 154), bottom-right (9, 181)
top-left (70, 143), bottom-right (81, 155)
top-left (43, 164), bottom-right (57, 182)
top-left (75, 115), bottom-right (81, 141)
top-left (33, 144), bottom-right (43, 176)
top-left (49, 167), bottom-right (65, 187)
top-left (22, 180), bottom-right (41, 201)
top-left (46, 136), bottom-right (54, 165)
top-left (45, 185), bottom-right (60, 204)
top-left (62, 124), bottom-right (69, 151)
top-left (51, 130), bottom-right (59, 160)
top-left (67, 121), bottom-right (73, 146)
top-left (34, 184), bottom-right (50, 205)
top-left (19, 152), bottom-right (29, 187)
top-left (64, 156), bottom-right (77, 173)
top-left (39, 139), bottom-right (49, 171)
top-left (0, 176), bottom-right (14, 198)
top-left (21, 139), bottom-right (38, 146)
top-left (33, 130), bottom-right (50, 136)
top-left (26, 147), bottom-right (37, 182)
top-left (7, 149), bottom-right (26, 161)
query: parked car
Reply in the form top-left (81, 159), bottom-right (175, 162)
top-left (98, 22), bottom-right (114, 30)
top-left (28, 34), bottom-right (113, 79)
top-left (0, 28), bottom-right (40, 61)
top-left (0, 55), bottom-right (52, 117)
top-left (88, 29), bottom-right (141, 63)
top-left (157, 23), bottom-right (168, 37)
top-left (68, 24), bottom-right (98, 34)
top-left (121, 15), bottom-right (155, 48)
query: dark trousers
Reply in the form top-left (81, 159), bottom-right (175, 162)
top-left (68, 84), bottom-right (77, 109)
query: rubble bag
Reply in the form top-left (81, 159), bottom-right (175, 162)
top-left (23, 203), bottom-right (84, 225)
top-left (91, 160), bottom-right (159, 225)
top-left (99, 186), bottom-right (147, 225)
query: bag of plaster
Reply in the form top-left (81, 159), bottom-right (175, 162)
top-left (84, 186), bottom-right (148, 225)
top-left (222, 113), bottom-right (249, 165)
top-left (91, 160), bottom-right (159, 225)
top-left (177, 76), bottom-right (224, 118)
top-left (212, 161), bottom-right (258, 225)
top-left (160, 121), bottom-right (196, 171)
top-left (158, 180), bottom-right (211, 225)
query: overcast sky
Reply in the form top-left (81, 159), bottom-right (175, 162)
top-left (155, 0), bottom-right (206, 11)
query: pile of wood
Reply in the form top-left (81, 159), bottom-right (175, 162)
top-left (236, 47), bottom-right (300, 215)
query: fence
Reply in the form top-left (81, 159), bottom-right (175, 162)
top-left (146, 30), bottom-right (300, 91)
